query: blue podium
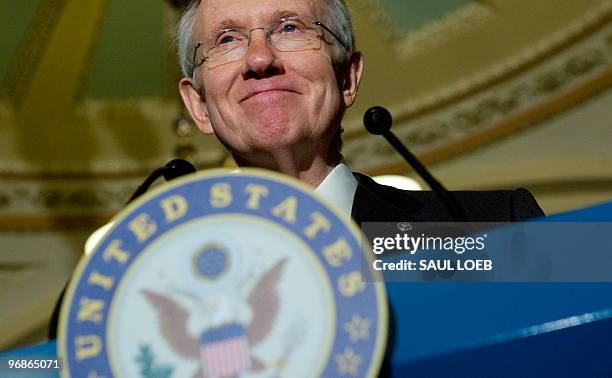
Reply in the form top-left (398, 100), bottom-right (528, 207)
top-left (387, 200), bottom-right (612, 376)
top-left (2, 201), bottom-right (611, 377)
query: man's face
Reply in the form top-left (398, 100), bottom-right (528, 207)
top-left (180, 0), bottom-right (362, 163)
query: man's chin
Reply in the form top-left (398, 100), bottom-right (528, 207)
top-left (233, 138), bottom-right (307, 162)
top-left (244, 117), bottom-right (301, 143)
top-left (250, 136), bottom-right (302, 153)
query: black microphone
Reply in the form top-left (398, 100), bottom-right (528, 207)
top-left (48, 159), bottom-right (196, 339)
top-left (364, 106), bottom-right (468, 221)
top-left (127, 159), bottom-right (196, 204)
top-left (162, 158), bottom-right (197, 180)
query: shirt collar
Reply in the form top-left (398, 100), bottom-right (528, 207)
top-left (85, 164), bottom-right (359, 255)
top-left (314, 163), bottom-right (358, 218)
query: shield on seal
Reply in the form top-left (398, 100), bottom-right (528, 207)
top-left (200, 323), bottom-right (250, 377)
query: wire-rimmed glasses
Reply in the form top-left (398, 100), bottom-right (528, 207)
top-left (192, 16), bottom-right (346, 70)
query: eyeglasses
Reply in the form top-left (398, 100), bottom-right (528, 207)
top-left (192, 16), bottom-right (346, 70)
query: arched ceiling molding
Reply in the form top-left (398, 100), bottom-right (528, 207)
top-left (16, 0), bottom-right (109, 128)
top-left (0, 0), bottom-right (68, 108)
top-left (1, 0), bottom-right (110, 179)
top-left (343, 14), bottom-right (612, 174)
top-left (345, 1), bottom-right (612, 137)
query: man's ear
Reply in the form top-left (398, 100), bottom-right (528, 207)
top-left (342, 51), bottom-right (364, 108)
top-left (178, 77), bottom-right (214, 134)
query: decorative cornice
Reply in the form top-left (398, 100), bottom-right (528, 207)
top-left (344, 19), bottom-right (612, 172)
top-left (0, 177), bottom-right (134, 229)
top-left (0, 178), bottom-right (133, 213)
top-left (345, 0), bottom-right (612, 138)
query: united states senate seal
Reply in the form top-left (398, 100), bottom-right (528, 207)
top-left (58, 168), bottom-right (388, 377)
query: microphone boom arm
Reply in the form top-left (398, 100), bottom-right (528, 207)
top-left (364, 106), bottom-right (468, 221)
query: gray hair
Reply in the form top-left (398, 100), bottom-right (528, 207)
top-left (176, 0), bottom-right (355, 80)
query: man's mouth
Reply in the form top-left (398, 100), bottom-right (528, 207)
top-left (241, 87), bottom-right (298, 102)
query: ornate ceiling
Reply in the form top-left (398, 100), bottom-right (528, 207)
top-left (1, 0), bottom-right (611, 228)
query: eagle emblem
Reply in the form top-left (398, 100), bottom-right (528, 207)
top-left (141, 257), bottom-right (287, 378)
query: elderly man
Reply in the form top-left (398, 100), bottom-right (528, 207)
top-left (177, 0), bottom-right (543, 222)
top-left (48, 1), bottom-right (543, 365)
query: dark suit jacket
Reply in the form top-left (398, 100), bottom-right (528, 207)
top-left (351, 172), bottom-right (544, 224)
top-left (351, 173), bottom-right (544, 376)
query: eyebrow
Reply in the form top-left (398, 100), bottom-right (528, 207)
top-left (273, 10), bottom-right (300, 19)
top-left (209, 18), bottom-right (242, 32)
top-left (208, 10), bottom-right (303, 33)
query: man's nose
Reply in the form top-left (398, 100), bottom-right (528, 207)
top-left (242, 29), bottom-right (283, 78)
